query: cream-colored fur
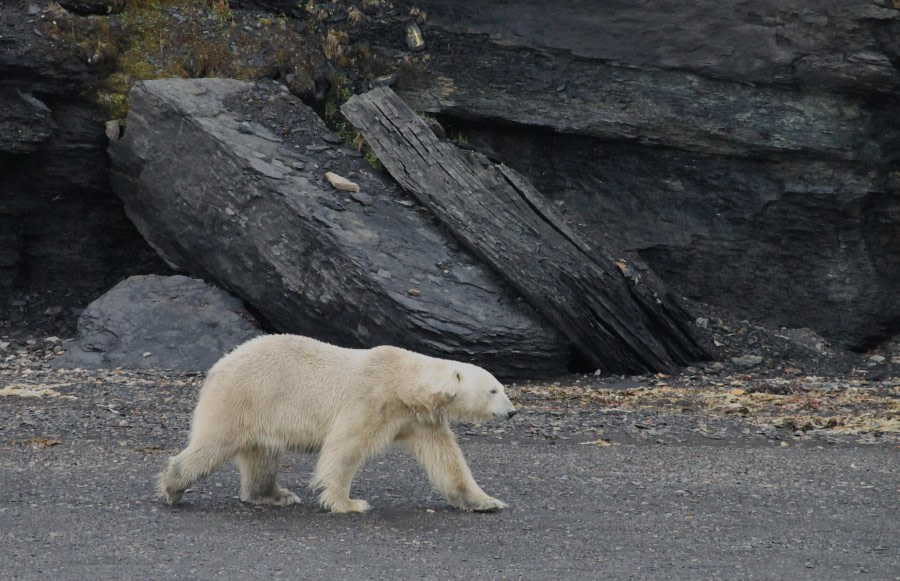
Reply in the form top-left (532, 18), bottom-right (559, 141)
top-left (157, 334), bottom-right (516, 513)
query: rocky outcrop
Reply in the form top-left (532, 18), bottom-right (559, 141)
top-left (392, 0), bottom-right (900, 349)
top-left (0, 3), bottom-right (168, 328)
top-left (53, 275), bottom-right (262, 370)
top-left (343, 87), bottom-right (710, 374)
top-left (108, 78), bottom-right (570, 377)
top-left (4, 0), bottom-right (897, 369)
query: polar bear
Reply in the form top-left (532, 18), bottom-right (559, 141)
top-left (157, 334), bottom-right (516, 513)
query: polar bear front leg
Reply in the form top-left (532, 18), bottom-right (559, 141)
top-left (310, 430), bottom-right (374, 513)
top-left (401, 422), bottom-right (508, 512)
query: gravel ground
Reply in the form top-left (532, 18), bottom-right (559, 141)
top-left (2, 326), bottom-right (898, 448)
top-left (1, 320), bottom-right (898, 580)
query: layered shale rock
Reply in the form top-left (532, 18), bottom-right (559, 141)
top-left (393, 0), bottom-right (900, 349)
top-left (109, 78), bottom-right (569, 377)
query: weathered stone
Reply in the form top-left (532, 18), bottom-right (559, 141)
top-left (343, 86), bottom-right (710, 374)
top-left (109, 78), bottom-right (569, 378)
top-left (53, 275), bottom-right (262, 370)
top-left (3, 0), bottom-right (897, 362)
top-left (731, 355), bottom-right (763, 368)
top-left (349, 191), bottom-right (374, 206)
top-left (325, 171), bottom-right (361, 192)
top-left (405, 22), bottom-right (425, 52)
top-left (394, 0), bottom-right (900, 350)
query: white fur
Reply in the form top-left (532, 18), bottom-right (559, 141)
top-left (157, 334), bottom-right (516, 513)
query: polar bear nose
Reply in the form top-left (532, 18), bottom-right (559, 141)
top-left (507, 410), bottom-right (517, 419)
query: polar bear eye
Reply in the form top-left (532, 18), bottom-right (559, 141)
top-left (455, 371), bottom-right (462, 382)
top-left (490, 388), bottom-right (497, 394)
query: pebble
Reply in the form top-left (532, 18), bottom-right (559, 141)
top-left (371, 74), bottom-right (397, 88)
top-left (731, 355), bottom-right (763, 368)
top-left (324, 171), bottom-right (360, 193)
top-left (350, 191), bottom-right (374, 206)
top-left (404, 22), bottom-right (425, 52)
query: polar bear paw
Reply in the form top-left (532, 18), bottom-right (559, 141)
top-left (457, 496), bottom-right (508, 513)
top-left (160, 486), bottom-right (186, 506)
top-left (323, 498), bottom-right (372, 514)
top-left (244, 487), bottom-right (301, 507)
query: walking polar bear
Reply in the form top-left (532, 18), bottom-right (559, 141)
top-left (158, 334), bottom-right (516, 513)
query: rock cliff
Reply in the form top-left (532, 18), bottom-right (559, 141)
top-left (392, 0), bottom-right (900, 349)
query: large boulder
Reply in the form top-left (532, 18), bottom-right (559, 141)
top-left (109, 78), bottom-right (569, 377)
top-left (53, 275), bottom-right (262, 370)
top-left (393, 0), bottom-right (900, 349)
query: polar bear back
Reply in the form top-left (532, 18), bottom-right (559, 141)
top-left (191, 335), bottom-right (431, 452)
top-left (196, 336), bottom-right (375, 450)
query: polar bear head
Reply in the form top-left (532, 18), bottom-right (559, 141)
top-left (410, 360), bottom-right (516, 421)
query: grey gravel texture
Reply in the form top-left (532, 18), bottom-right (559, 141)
top-left (1, 340), bottom-right (897, 580)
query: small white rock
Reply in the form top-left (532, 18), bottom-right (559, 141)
top-left (325, 171), bottom-right (360, 192)
top-left (105, 120), bottom-right (122, 141)
top-left (142, 352), bottom-right (152, 358)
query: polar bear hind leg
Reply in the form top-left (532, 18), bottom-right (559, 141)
top-left (157, 442), bottom-right (235, 505)
top-left (235, 446), bottom-right (300, 506)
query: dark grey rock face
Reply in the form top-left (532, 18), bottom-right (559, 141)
top-left (53, 275), bottom-right (262, 370)
top-left (3, 0), bottom-right (896, 362)
top-left (397, 0), bottom-right (900, 349)
top-left (108, 78), bottom-right (569, 377)
top-left (0, 4), bottom-right (169, 326)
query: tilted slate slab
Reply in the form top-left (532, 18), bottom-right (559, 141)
top-left (108, 78), bottom-right (569, 378)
